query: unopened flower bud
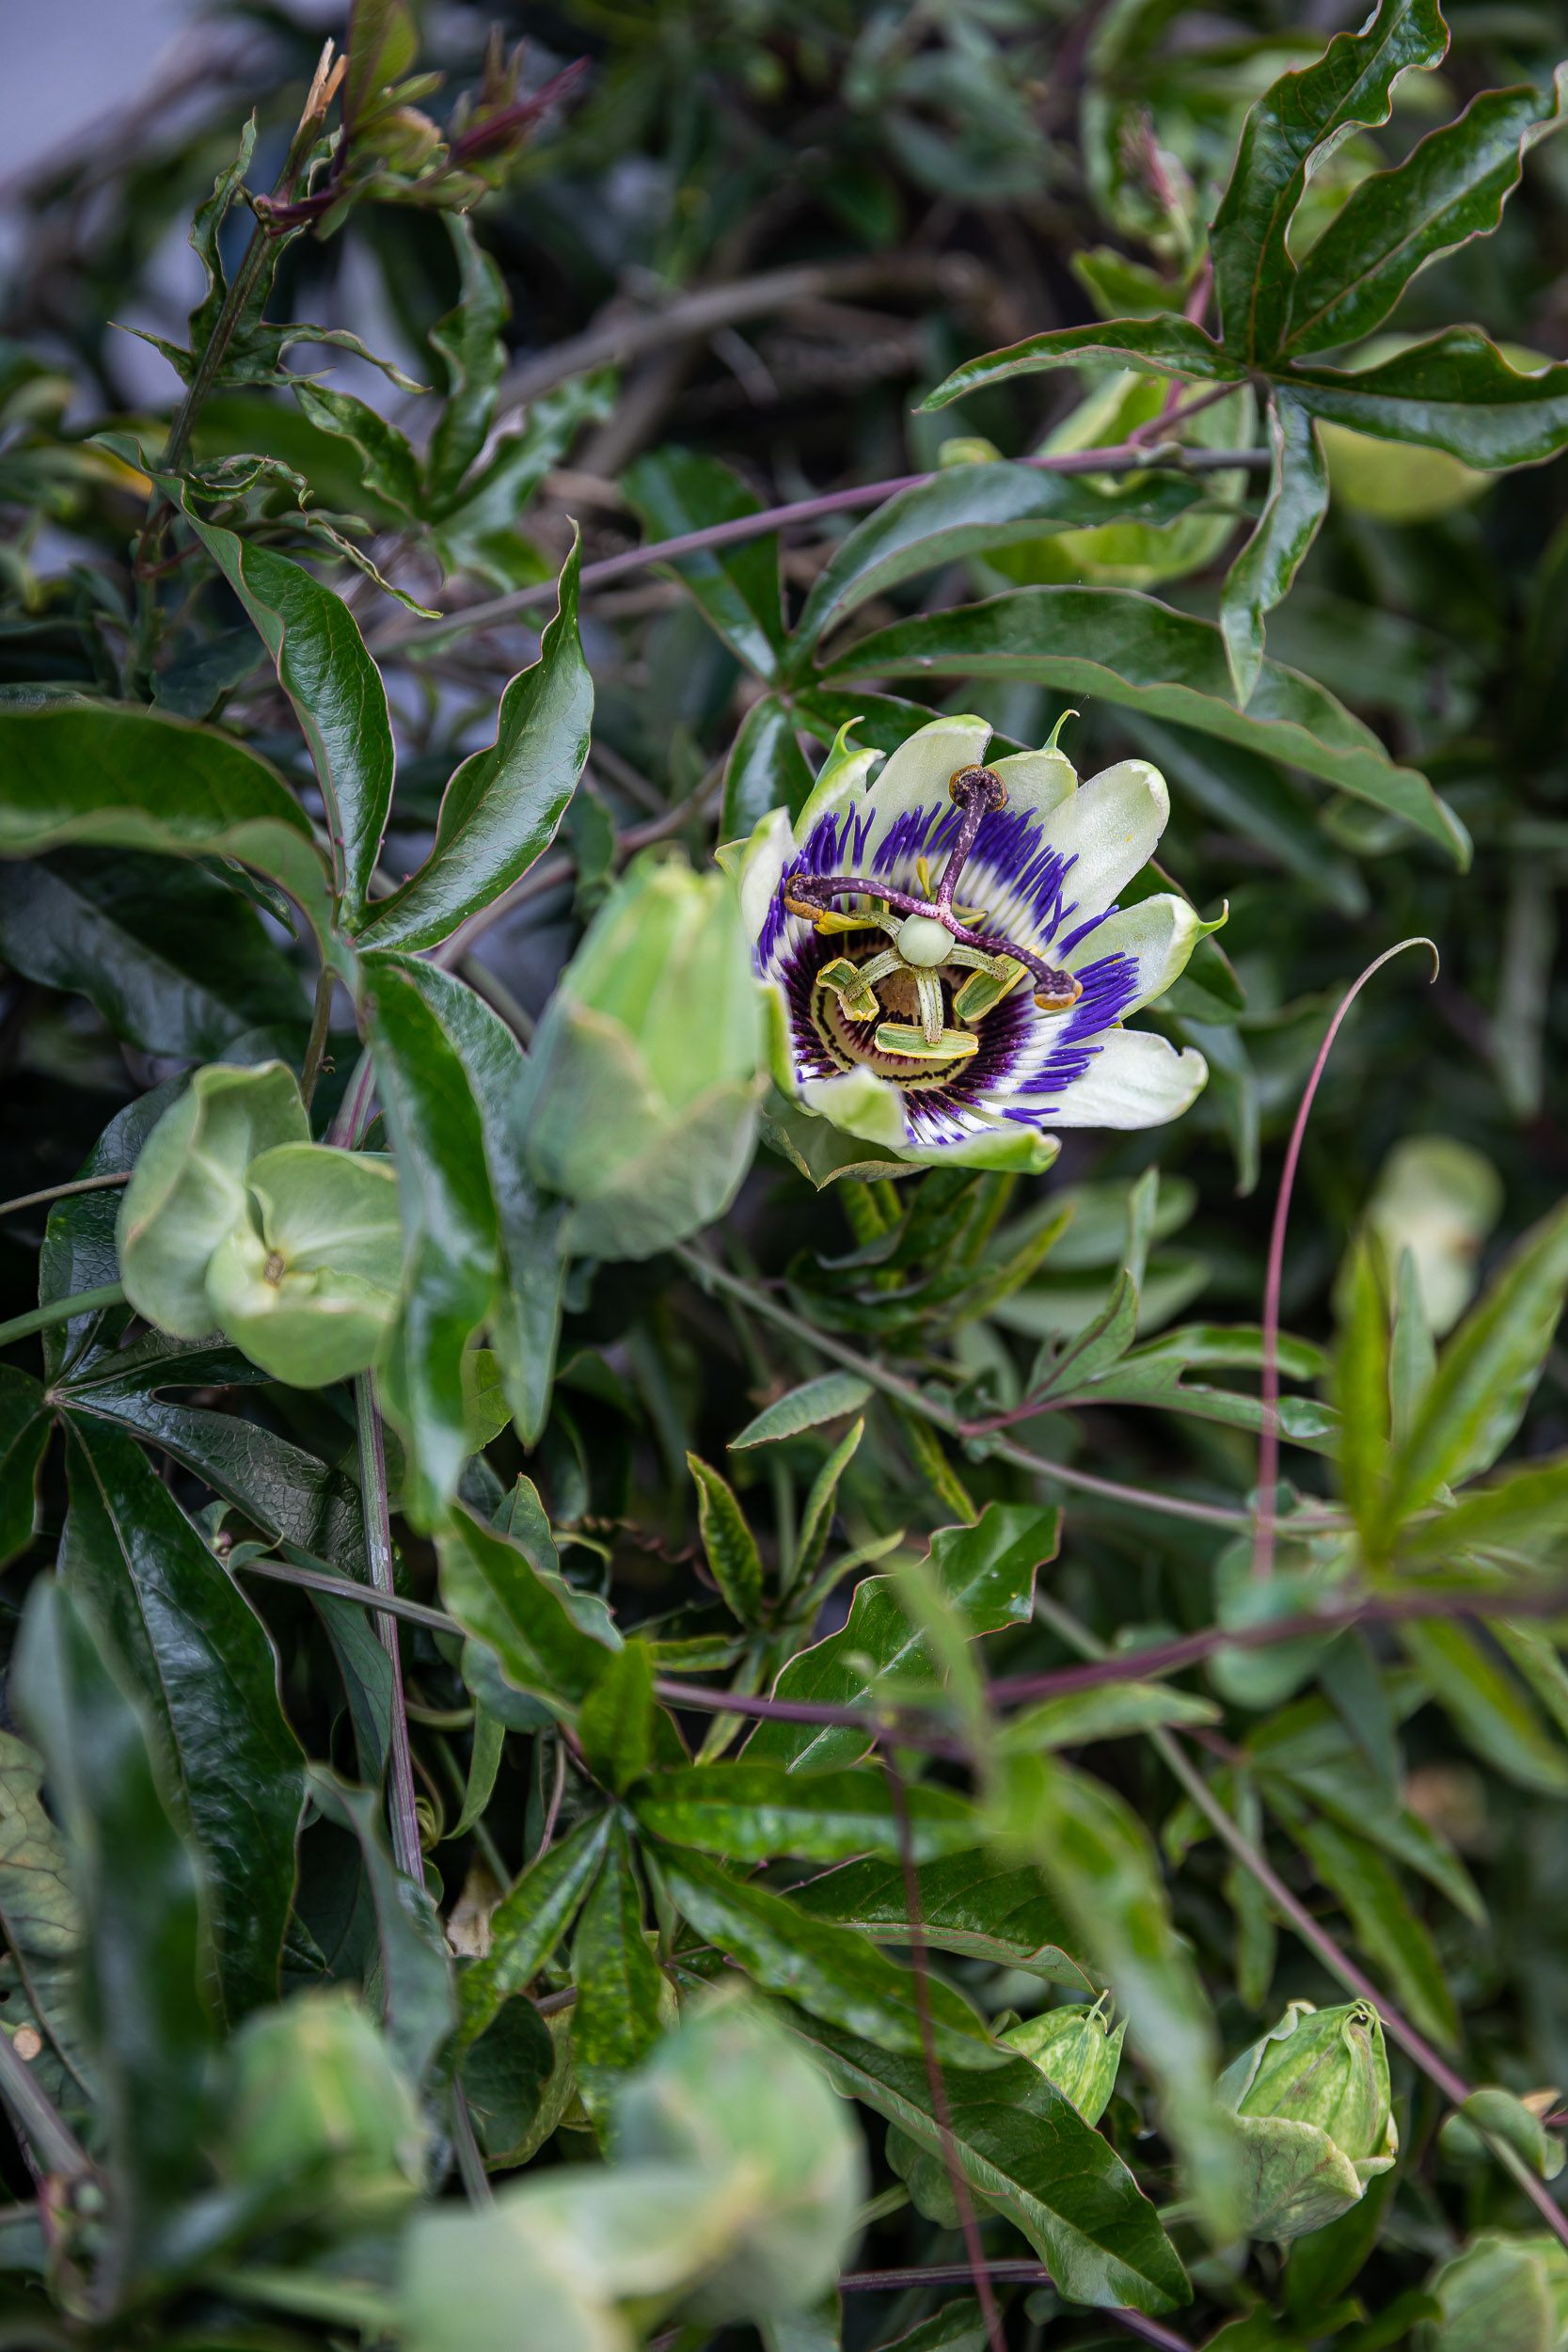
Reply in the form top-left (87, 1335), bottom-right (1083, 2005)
top-left (516, 852), bottom-right (767, 1260)
top-left (1002, 1994), bottom-right (1125, 2126)
top-left (204, 1143), bottom-right (401, 1386)
top-left (1220, 1999), bottom-right (1398, 2244)
top-left (222, 1988), bottom-right (428, 2224)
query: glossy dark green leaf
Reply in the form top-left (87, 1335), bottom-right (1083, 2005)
top-left (308, 1769), bottom-right (455, 2090)
top-left (919, 318), bottom-right (1245, 409)
top-left (1210, 0), bottom-right (1448, 362)
top-left (292, 381), bottom-right (423, 516)
top-left (459, 1993), bottom-right (564, 2169)
top-left (571, 1818), bottom-right (667, 2114)
top-left (36, 1087), bottom-right (182, 1381)
top-left (1221, 394), bottom-right (1328, 705)
top-left (634, 1760), bottom-right (983, 1863)
top-left (1399, 1452), bottom-right (1568, 1565)
top-left (793, 1416), bottom-right (863, 1591)
top-left (822, 588), bottom-right (1468, 865)
top-left (995, 1755), bottom-right (1239, 2240)
top-left (687, 1453), bottom-right (765, 1625)
top-left (0, 1370), bottom-right (47, 1570)
top-left (14, 1580), bottom-right (215, 2280)
top-left (789, 1850), bottom-right (1082, 1982)
top-left (721, 693), bottom-right (817, 839)
top-left (1286, 71), bottom-right (1568, 357)
top-left (154, 471), bottom-right (395, 927)
top-left (360, 542), bottom-right (592, 951)
top-left (0, 850), bottom-right (307, 1057)
top-left (1291, 330), bottom-right (1568, 468)
top-left (360, 954), bottom-right (499, 1527)
top-left (747, 1501), bottom-right (1054, 1771)
top-left (1335, 1232), bottom-right (1393, 1544)
top-left (1386, 1196), bottom-right (1568, 1522)
top-left (0, 1728), bottom-right (78, 1958)
top-left (0, 703), bottom-right (336, 946)
top-left (373, 955), bottom-right (564, 1447)
top-left (1117, 715), bottom-right (1368, 916)
top-left (429, 375), bottom-right (617, 590)
top-left (59, 1417), bottom-right (304, 2020)
top-left (790, 460), bottom-right (1208, 644)
top-left (458, 1811), bottom-right (610, 2046)
top-left (655, 1847), bottom-right (1001, 2066)
top-left (1291, 1813), bottom-right (1459, 2051)
top-left (624, 448), bottom-right (786, 676)
top-left (780, 2010), bottom-right (1190, 2315)
top-left (436, 1501), bottom-right (618, 1715)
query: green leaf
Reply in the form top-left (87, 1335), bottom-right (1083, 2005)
top-left (0, 703), bottom-right (336, 947)
top-left (0, 1370), bottom-right (47, 1570)
top-left (571, 1819), bottom-right (667, 2115)
top-left (919, 318), bottom-right (1246, 410)
top-left (687, 1453), bottom-right (765, 1626)
top-left (426, 213), bottom-right (508, 505)
top-left (793, 1418), bottom-right (863, 1591)
top-left (731, 1374), bottom-right (873, 1450)
top-left (790, 461), bottom-right (1208, 644)
top-left (822, 588), bottom-right (1468, 866)
top-left (1334, 1232), bottom-right (1393, 1545)
top-left (360, 955), bottom-right (499, 1528)
top-left (0, 850), bottom-right (307, 1058)
top-left (153, 470), bottom-right (395, 927)
top-left (38, 1089), bottom-right (179, 1380)
top-left (458, 1811), bottom-right (610, 2046)
top-left (308, 1768), bottom-right (455, 2090)
top-left (1209, 0), bottom-right (1449, 363)
top-left (342, 0), bottom-right (420, 132)
top-left (0, 1729), bottom-right (78, 1958)
top-left (1400, 1619), bottom-right (1568, 1795)
top-left (1286, 71), bottom-right (1568, 358)
top-left (1000, 1684), bottom-right (1221, 1752)
top-left (371, 956), bottom-right (563, 1447)
top-left (657, 1847), bottom-right (1000, 2065)
top-left (746, 1501), bottom-right (1054, 1771)
top-left (780, 2010), bottom-right (1191, 2315)
top-left (1117, 715), bottom-right (1368, 916)
top-left (1220, 395), bottom-right (1329, 706)
top-left (429, 377), bottom-right (617, 590)
top-left (1291, 1815), bottom-right (1460, 2052)
top-left (1443, 2085), bottom-right (1564, 2181)
top-left (995, 1755), bottom-right (1239, 2241)
top-left (623, 448), bottom-right (786, 676)
top-left (14, 1580), bottom-right (215, 2278)
top-left (788, 1851), bottom-right (1083, 1983)
top-left (436, 1501), bottom-right (618, 1716)
top-left (634, 1761), bottom-right (984, 1864)
top-left (578, 1642), bottom-right (658, 1794)
top-left (1386, 1196), bottom-right (1568, 1523)
top-left (59, 1418), bottom-right (305, 2020)
top-left (360, 539), bottom-right (592, 952)
top-left (1290, 330), bottom-right (1568, 468)
top-left (292, 382), bottom-right (423, 516)
top-left (721, 693), bottom-right (817, 839)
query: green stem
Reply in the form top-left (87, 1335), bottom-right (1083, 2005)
top-left (354, 1376), bottom-right (426, 1886)
top-left (0, 1283), bottom-right (125, 1352)
top-left (298, 963), bottom-right (336, 1111)
top-left (673, 1244), bottom-right (1252, 1531)
top-left (0, 1173), bottom-right (131, 1223)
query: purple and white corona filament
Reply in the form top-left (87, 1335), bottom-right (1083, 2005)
top-left (726, 714), bottom-right (1215, 1173)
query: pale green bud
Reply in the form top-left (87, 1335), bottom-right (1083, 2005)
top-left (1220, 1999), bottom-right (1398, 2244)
top-left (204, 1143), bottom-right (402, 1387)
top-left (937, 436), bottom-right (1003, 468)
top-left (223, 1987), bottom-right (429, 2224)
top-left (1002, 1995), bottom-right (1125, 2127)
top-left (517, 853), bottom-right (766, 1261)
top-left (611, 1987), bottom-right (864, 2323)
top-left (119, 1061), bottom-right (308, 1337)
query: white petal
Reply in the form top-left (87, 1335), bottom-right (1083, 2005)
top-left (989, 745), bottom-right (1077, 825)
top-left (1065, 893), bottom-right (1209, 1016)
top-left (1042, 1027), bottom-right (1208, 1129)
top-left (799, 1066), bottom-right (911, 1152)
top-left (793, 723), bottom-right (880, 844)
top-left (902, 1120), bottom-right (1060, 1174)
top-left (863, 713), bottom-right (991, 841)
top-left (1041, 758), bottom-right (1169, 924)
top-left (726, 806), bottom-right (794, 945)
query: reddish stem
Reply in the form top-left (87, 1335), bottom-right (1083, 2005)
top-left (1253, 940), bottom-right (1437, 1581)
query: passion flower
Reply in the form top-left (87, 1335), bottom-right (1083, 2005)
top-left (727, 712), bottom-right (1212, 1175)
